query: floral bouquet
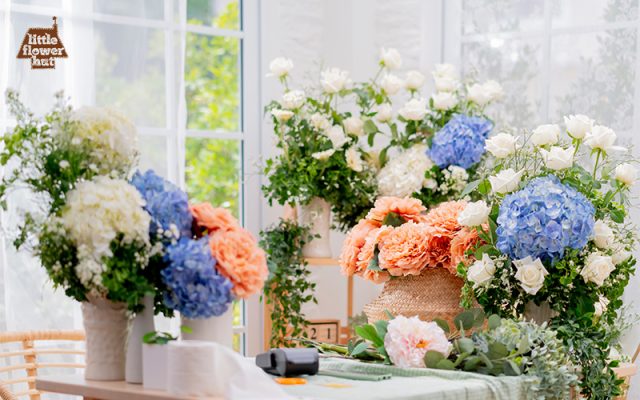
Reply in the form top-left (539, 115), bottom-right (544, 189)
top-left (340, 196), bottom-right (479, 282)
top-left (457, 115), bottom-right (637, 396)
top-left (263, 57), bottom-right (377, 231)
top-left (358, 56), bottom-right (503, 207)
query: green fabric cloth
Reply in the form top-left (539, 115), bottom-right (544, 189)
top-left (282, 358), bottom-right (531, 400)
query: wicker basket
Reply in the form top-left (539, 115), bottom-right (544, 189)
top-left (363, 267), bottom-right (468, 328)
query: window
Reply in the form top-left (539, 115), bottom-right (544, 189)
top-left (0, 0), bottom-right (261, 354)
top-left (444, 0), bottom-right (639, 139)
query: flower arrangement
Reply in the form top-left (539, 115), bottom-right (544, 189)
top-left (457, 115), bottom-right (637, 397)
top-left (340, 196), bottom-right (480, 282)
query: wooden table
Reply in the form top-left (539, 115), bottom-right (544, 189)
top-left (36, 375), bottom-right (222, 400)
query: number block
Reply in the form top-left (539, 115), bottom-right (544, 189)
top-left (304, 319), bottom-right (340, 343)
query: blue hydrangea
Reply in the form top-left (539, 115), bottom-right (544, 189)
top-left (428, 114), bottom-right (493, 169)
top-left (496, 175), bottom-right (595, 264)
top-left (131, 170), bottom-right (193, 241)
top-left (161, 237), bottom-right (233, 318)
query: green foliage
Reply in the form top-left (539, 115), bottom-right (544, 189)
top-left (143, 331), bottom-right (177, 345)
top-left (260, 219), bottom-right (317, 348)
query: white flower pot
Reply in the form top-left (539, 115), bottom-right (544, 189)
top-left (82, 298), bottom-right (128, 381)
top-left (125, 295), bottom-right (155, 384)
top-left (142, 343), bottom-right (168, 391)
top-left (181, 307), bottom-right (233, 348)
top-left (298, 197), bottom-right (332, 258)
top-left (524, 300), bottom-right (556, 324)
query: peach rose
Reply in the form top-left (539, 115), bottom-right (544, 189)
top-left (366, 197), bottom-right (426, 224)
top-left (340, 219), bottom-right (381, 276)
top-left (355, 226), bottom-right (394, 275)
top-left (378, 222), bottom-right (431, 276)
top-left (449, 228), bottom-right (481, 274)
top-left (209, 228), bottom-right (268, 298)
top-left (191, 203), bottom-right (240, 236)
top-left (424, 200), bottom-right (467, 234)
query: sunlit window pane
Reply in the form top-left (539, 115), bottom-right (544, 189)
top-left (93, 0), bottom-right (164, 20)
top-left (138, 135), bottom-right (168, 177)
top-left (185, 138), bottom-right (240, 217)
top-left (187, 0), bottom-right (240, 30)
top-left (185, 33), bottom-right (240, 131)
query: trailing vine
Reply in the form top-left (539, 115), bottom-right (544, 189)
top-left (260, 218), bottom-right (317, 347)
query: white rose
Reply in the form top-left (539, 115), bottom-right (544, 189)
top-left (346, 147), bottom-right (364, 172)
top-left (271, 109), bottom-right (294, 122)
top-left (483, 80), bottom-right (504, 102)
top-left (405, 70), bottom-right (426, 90)
top-left (343, 116), bottom-right (365, 136)
top-left (398, 98), bottom-right (427, 121)
top-left (467, 83), bottom-right (491, 106)
top-left (594, 296), bottom-right (609, 317)
top-left (563, 114), bottom-right (593, 139)
top-left (530, 124), bottom-right (560, 147)
top-left (467, 254), bottom-right (496, 288)
top-left (268, 57), bottom-right (293, 78)
top-left (380, 47), bottom-right (402, 70)
top-left (432, 64), bottom-right (457, 80)
top-left (611, 242), bottom-right (632, 265)
top-left (458, 200), bottom-right (491, 227)
top-left (431, 92), bottom-right (458, 111)
top-left (615, 163), bottom-right (637, 186)
top-left (310, 113), bottom-right (331, 131)
top-left (539, 146), bottom-right (574, 170)
top-left (585, 125), bottom-right (626, 153)
top-left (324, 125), bottom-right (349, 148)
top-left (281, 90), bottom-right (305, 110)
top-left (485, 133), bottom-right (518, 158)
top-left (321, 68), bottom-right (351, 93)
top-left (380, 74), bottom-right (404, 95)
top-left (311, 149), bottom-right (335, 161)
top-left (581, 253), bottom-right (615, 286)
top-left (593, 220), bottom-right (614, 249)
top-left (434, 76), bottom-right (459, 92)
top-left (514, 257), bottom-right (548, 295)
top-left (488, 168), bottom-right (523, 194)
top-left (375, 104), bottom-right (393, 122)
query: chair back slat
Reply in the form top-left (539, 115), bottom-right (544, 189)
top-left (0, 331), bottom-right (85, 400)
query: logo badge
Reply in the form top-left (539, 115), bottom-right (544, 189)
top-left (16, 16), bottom-right (68, 69)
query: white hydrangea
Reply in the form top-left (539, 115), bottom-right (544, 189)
top-left (377, 145), bottom-right (433, 197)
top-left (61, 176), bottom-right (151, 290)
top-left (70, 107), bottom-right (139, 174)
top-left (439, 165), bottom-right (469, 195)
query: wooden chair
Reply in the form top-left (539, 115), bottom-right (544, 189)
top-left (0, 331), bottom-right (85, 400)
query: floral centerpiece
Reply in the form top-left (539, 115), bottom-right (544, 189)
top-left (457, 116), bottom-right (637, 397)
top-left (340, 196), bottom-right (480, 326)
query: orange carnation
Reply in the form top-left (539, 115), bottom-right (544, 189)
top-left (423, 200), bottom-right (467, 234)
top-left (355, 225), bottom-right (394, 276)
top-left (190, 203), bottom-right (240, 236)
top-left (421, 225), bottom-right (455, 270)
top-left (209, 228), bottom-right (268, 299)
top-left (366, 197), bottom-right (426, 224)
top-left (378, 222), bottom-right (431, 277)
top-left (449, 228), bottom-right (481, 274)
top-left (340, 219), bottom-right (381, 276)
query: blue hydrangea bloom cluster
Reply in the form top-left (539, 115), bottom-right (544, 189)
top-left (496, 175), bottom-right (595, 264)
top-left (131, 169), bottom-right (193, 241)
top-left (161, 237), bottom-right (233, 318)
top-left (428, 115), bottom-right (493, 169)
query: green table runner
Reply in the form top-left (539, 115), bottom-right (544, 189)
top-left (282, 358), bottom-right (531, 400)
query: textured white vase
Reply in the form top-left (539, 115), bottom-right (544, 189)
top-left (524, 300), bottom-right (556, 324)
top-left (181, 307), bottom-right (233, 348)
top-left (125, 295), bottom-right (155, 384)
top-left (298, 197), bottom-right (332, 258)
top-left (142, 343), bottom-right (168, 391)
top-left (82, 298), bottom-right (128, 381)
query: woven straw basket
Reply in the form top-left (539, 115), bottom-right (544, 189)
top-left (363, 267), bottom-right (467, 328)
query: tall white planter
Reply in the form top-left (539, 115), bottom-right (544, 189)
top-left (181, 307), bottom-right (233, 348)
top-left (82, 298), bottom-right (128, 381)
top-left (126, 295), bottom-right (155, 384)
top-left (298, 197), bottom-right (332, 258)
top-left (143, 343), bottom-right (168, 391)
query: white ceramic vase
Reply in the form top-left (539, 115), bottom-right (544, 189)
top-left (524, 300), bottom-right (556, 324)
top-left (181, 307), bottom-right (233, 348)
top-left (142, 343), bottom-right (168, 391)
top-left (82, 298), bottom-right (128, 381)
top-left (125, 295), bottom-right (155, 384)
top-left (298, 197), bottom-right (332, 258)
